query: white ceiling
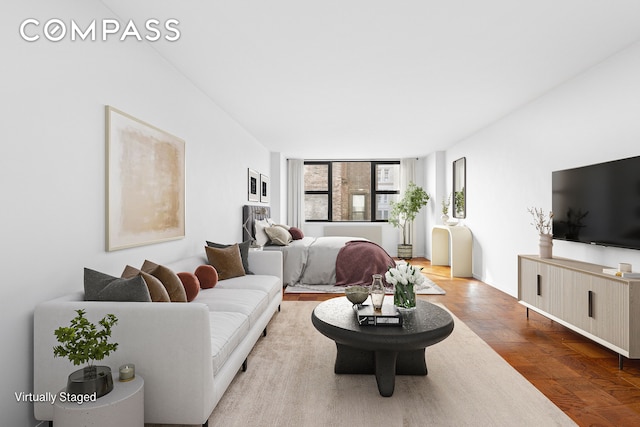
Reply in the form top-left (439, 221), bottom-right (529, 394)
top-left (101, 0), bottom-right (640, 159)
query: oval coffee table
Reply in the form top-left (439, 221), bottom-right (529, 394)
top-left (311, 296), bottom-right (454, 397)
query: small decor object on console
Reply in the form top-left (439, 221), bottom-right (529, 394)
top-left (53, 309), bottom-right (118, 398)
top-left (441, 192), bottom-right (451, 223)
top-left (370, 274), bottom-right (385, 311)
top-left (528, 207), bottom-right (553, 259)
top-left (386, 263), bottom-right (423, 309)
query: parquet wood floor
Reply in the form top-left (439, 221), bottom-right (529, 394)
top-left (283, 258), bottom-right (640, 426)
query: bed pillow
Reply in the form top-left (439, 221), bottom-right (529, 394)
top-left (141, 260), bottom-right (187, 302)
top-left (289, 226), bottom-right (304, 240)
top-left (206, 240), bottom-right (253, 274)
top-left (122, 265), bottom-right (171, 302)
top-left (205, 244), bottom-right (246, 280)
top-left (84, 268), bottom-right (151, 302)
top-left (195, 264), bottom-right (219, 289)
top-left (177, 272), bottom-right (200, 302)
top-left (265, 225), bottom-right (292, 246)
top-left (254, 219), bottom-right (271, 247)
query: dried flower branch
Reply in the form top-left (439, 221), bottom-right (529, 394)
top-left (528, 207), bottom-right (553, 235)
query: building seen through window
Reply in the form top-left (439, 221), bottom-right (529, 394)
top-left (304, 161), bottom-right (400, 222)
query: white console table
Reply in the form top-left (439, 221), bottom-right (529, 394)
top-left (53, 374), bottom-right (144, 427)
top-left (431, 225), bottom-right (472, 277)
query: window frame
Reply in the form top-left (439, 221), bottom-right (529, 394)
top-left (303, 160), bottom-right (400, 222)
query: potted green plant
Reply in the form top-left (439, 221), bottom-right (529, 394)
top-left (441, 192), bottom-right (451, 222)
top-left (53, 309), bottom-right (118, 398)
top-left (389, 182), bottom-right (430, 259)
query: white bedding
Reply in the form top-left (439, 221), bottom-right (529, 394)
top-left (264, 236), bottom-right (366, 286)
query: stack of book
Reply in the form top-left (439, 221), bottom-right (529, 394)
top-left (354, 304), bottom-right (403, 326)
top-left (602, 268), bottom-right (640, 279)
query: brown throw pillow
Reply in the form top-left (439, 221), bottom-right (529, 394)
top-left (204, 244), bottom-right (246, 280)
top-left (177, 272), bottom-right (200, 302)
top-left (122, 265), bottom-right (171, 302)
top-left (141, 260), bottom-right (187, 302)
top-left (194, 264), bottom-right (219, 289)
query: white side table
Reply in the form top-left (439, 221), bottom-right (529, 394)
top-left (431, 225), bottom-right (472, 277)
top-left (53, 374), bottom-right (143, 427)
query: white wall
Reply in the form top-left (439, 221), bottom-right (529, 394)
top-left (442, 41), bottom-right (640, 296)
top-left (1, 2), bottom-right (270, 425)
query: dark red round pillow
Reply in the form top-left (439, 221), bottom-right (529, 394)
top-left (289, 227), bottom-right (304, 240)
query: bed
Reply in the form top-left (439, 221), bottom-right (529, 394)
top-left (242, 205), bottom-right (395, 287)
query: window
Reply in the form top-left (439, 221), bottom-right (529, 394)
top-left (304, 161), bottom-right (400, 222)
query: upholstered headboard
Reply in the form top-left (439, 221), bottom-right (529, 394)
top-left (242, 205), bottom-right (271, 242)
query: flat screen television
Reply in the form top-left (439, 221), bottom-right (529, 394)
top-left (552, 155), bottom-right (640, 250)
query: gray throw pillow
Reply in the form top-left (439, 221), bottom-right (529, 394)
top-left (206, 240), bottom-right (253, 274)
top-left (84, 268), bottom-right (151, 302)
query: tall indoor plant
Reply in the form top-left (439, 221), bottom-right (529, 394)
top-left (53, 309), bottom-right (119, 397)
top-left (389, 182), bottom-right (430, 259)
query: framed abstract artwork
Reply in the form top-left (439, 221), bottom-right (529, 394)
top-left (248, 169), bottom-right (260, 202)
top-left (260, 174), bottom-right (270, 203)
top-left (106, 106), bottom-right (185, 251)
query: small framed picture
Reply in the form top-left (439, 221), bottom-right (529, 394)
top-left (248, 169), bottom-right (259, 202)
top-left (260, 174), bottom-right (270, 203)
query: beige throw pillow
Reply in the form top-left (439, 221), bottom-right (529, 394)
top-left (265, 225), bottom-right (292, 246)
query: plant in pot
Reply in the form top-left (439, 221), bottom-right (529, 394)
top-left (441, 192), bottom-right (451, 223)
top-left (53, 309), bottom-right (118, 398)
top-left (389, 182), bottom-right (430, 259)
top-left (527, 207), bottom-right (554, 259)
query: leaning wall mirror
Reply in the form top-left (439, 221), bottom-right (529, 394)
top-left (453, 157), bottom-right (466, 219)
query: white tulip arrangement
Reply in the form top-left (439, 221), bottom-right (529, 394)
top-left (385, 263), bottom-right (426, 287)
top-left (385, 263), bottom-right (426, 309)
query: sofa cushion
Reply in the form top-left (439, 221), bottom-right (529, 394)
top-left (177, 272), bottom-right (200, 302)
top-left (122, 265), bottom-right (171, 302)
top-left (206, 240), bottom-right (253, 274)
top-left (194, 265), bottom-right (218, 289)
top-left (204, 245), bottom-right (246, 280)
top-left (194, 288), bottom-right (269, 328)
top-left (208, 311), bottom-right (250, 375)
top-left (141, 260), bottom-right (187, 302)
top-left (215, 274), bottom-right (281, 301)
top-left (84, 268), bottom-right (151, 302)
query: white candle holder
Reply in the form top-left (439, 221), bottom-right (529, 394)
top-left (119, 363), bottom-right (135, 382)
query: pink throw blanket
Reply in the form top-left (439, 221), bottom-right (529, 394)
top-left (335, 240), bottom-right (395, 287)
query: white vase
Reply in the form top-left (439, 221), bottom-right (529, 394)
top-left (441, 214), bottom-right (449, 223)
top-left (539, 234), bottom-right (553, 258)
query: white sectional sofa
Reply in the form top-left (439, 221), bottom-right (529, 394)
top-left (33, 250), bottom-right (282, 426)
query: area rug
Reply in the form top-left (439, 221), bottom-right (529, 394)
top-left (284, 276), bottom-right (446, 295)
top-left (207, 301), bottom-right (576, 427)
